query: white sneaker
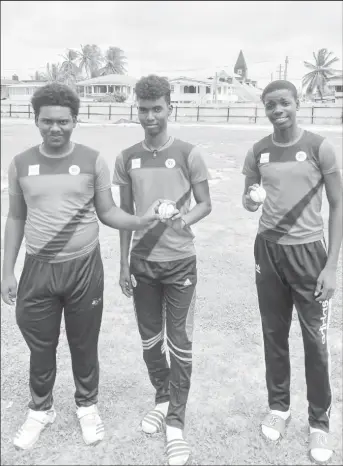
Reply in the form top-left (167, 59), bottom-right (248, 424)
top-left (76, 404), bottom-right (104, 445)
top-left (13, 407), bottom-right (56, 450)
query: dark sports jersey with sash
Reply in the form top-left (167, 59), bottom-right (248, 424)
top-left (8, 143), bottom-right (111, 262)
top-left (113, 137), bottom-right (209, 261)
top-left (242, 130), bottom-right (340, 244)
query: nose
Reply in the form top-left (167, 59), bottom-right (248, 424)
top-left (50, 122), bottom-right (62, 133)
top-left (146, 111), bottom-right (155, 122)
top-left (273, 105), bottom-right (283, 115)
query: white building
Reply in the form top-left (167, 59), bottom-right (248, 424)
top-left (76, 74), bottom-right (137, 102)
top-left (6, 81), bottom-right (47, 101)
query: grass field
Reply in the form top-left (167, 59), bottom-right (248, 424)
top-left (1, 120), bottom-right (342, 465)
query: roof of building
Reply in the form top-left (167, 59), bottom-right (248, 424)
top-left (169, 76), bottom-right (212, 85)
top-left (7, 82), bottom-right (46, 88)
top-left (77, 74), bottom-right (137, 86)
top-left (1, 79), bottom-right (21, 85)
top-left (234, 50), bottom-right (248, 73)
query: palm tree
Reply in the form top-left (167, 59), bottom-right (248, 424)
top-left (60, 49), bottom-right (80, 88)
top-left (99, 47), bottom-right (127, 75)
top-left (302, 48), bottom-right (340, 100)
top-left (44, 62), bottom-right (64, 82)
top-left (78, 44), bottom-right (103, 79)
top-left (31, 70), bottom-right (46, 81)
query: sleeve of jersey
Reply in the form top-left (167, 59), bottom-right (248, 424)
top-left (242, 148), bottom-right (259, 177)
top-left (94, 155), bottom-right (112, 191)
top-left (8, 159), bottom-right (23, 196)
top-left (318, 139), bottom-right (341, 175)
top-left (188, 147), bottom-right (210, 184)
top-left (112, 152), bottom-right (130, 186)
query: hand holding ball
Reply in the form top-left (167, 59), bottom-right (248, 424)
top-left (158, 202), bottom-right (176, 220)
top-left (250, 186), bottom-right (266, 204)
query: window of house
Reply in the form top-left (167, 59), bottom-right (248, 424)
top-left (217, 87), bottom-right (221, 95)
top-left (188, 85), bottom-right (196, 94)
top-left (335, 85), bottom-right (343, 92)
top-left (206, 86), bottom-right (211, 94)
top-left (171, 85), bottom-right (174, 92)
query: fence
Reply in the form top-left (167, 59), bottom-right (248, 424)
top-left (1, 102), bottom-right (342, 125)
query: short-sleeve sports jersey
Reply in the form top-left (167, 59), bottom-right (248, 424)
top-left (242, 129), bottom-right (340, 245)
top-left (9, 143), bottom-right (111, 262)
top-left (112, 137), bottom-right (209, 262)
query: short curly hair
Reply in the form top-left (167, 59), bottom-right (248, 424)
top-left (261, 80), bottom-right (298, 102)
top-left (31, 82), bottom-right (80, 118)
top-left (135, 75), bottom-right (171, 105)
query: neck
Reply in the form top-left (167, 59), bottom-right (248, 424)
top-left (41, 141), bottom-right (72, 157)
top-left (144, 130), bottom-right (169, 149)
top-left (273, 124), bottom-right (301, 144)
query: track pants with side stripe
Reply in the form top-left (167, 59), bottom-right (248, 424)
top-left (254, 234), bottom-right (332, 432)
top-left (130, 255), bottom-right (197, 430)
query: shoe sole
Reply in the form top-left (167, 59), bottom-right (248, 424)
top-left (308, 450), bottom-right (333, 465)
top-left (13, 412), bottom-right (57, 450)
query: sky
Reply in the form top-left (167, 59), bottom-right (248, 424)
top-left (1, 0), bottom-right (342, 89)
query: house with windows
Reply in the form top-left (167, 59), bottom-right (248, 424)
top-left (76, 74), bottom-right (137, 102)
top-left (328, 73), bottom-right (343, 100)
top-left (1, 75), bottom-right (21, 99)
top-left (168, 77), bottom-right (213, 105)
top-left (6, 80), bottom-right (47, 100)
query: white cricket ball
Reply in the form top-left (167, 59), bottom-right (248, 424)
top-left (158, 202), bottom-right (175, 219)
top-left (250, 186), bottom-right (266, 203)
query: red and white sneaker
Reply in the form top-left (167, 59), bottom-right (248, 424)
top-left (76, 404), bottom-right (105, 445)
top-left (13, 407), bottom-right (56, 450)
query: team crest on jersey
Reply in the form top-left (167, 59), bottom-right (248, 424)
top-left (296, 151), bottom-right (307, 162)
top-left (165, 158), bottom-right (176, 168)
top-left (69, 165), bottom-right (80, 175)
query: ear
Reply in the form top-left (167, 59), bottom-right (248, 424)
top-left (296, 99), bottom-right (300, 111)
top-left (35, 116), bottom-right (39, 128)
top-left (168, 104), bottom-right (173, 116)
top-left (72, 115), bottom-right (77, 127)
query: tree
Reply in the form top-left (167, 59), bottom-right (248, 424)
top-left (43, 62), bottom-right (64, 82)
top-left (99, 47), bottom-right (127, 75)
top-left (302, 48), bottom-right (340, 100)
top-left (60, 49), bottom-right (80, 88)
top-left (31, 70), bottom-right (46, 81)
top-left (78, 44), bottom-right (103, 79)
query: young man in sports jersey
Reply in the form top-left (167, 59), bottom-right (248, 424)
top-left (242, 80), bottom-right (342, 464)
top-left (112, 75), bottom-right (212, 465)
top-left (0, 83), bottom-right (160, 450)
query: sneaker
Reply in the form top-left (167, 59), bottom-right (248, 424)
top-left (76, 404), bottom-right (104, 445)
top-left (13, 407), bottom-right (56, 450)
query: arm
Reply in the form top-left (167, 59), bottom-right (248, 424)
top-left (241, 147), bottom-right (262, 212)
top-left (95, 188), bottom-right (142, 231)
top-left (182, 180), bottom-right (212, 227)
top-left (314, 171), bottom-right (342, 302)
top-left (94, 154), bottom-right (158, 231)
top-left (2, 194), bottom-right (27, 277)
top-left (119, 184), bottom-right (134, 267)
top-left (1, 189), bottom-right (27, 305)
top-left (314, 139), bottom-right (343, 301)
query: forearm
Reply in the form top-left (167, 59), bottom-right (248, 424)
top-left (120, 230), bottom-right (133, 266)
top-left (182, 201), bottom-right (212, 227)
top-left (98, 206), bottom-right (141, 231)
top-left (325, 204), bottom-right (343, 269)
top-left (2, 218), bottom-right (25, 276)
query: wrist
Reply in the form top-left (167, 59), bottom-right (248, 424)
top-left (180, 217), bottom-right (187, 229)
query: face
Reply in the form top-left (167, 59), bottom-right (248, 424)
top-left (137, 96), bottom-right (172, 136)
top-left (263, 89), bottom-right (299, 130)
top-left (36, 106), bottom-right (76, 149)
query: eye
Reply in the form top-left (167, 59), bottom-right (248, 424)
top-left (153, 107), bottom-right (162, 113)
top-left (138, 108), bottom-right (147, 113)
top-left (59, 120), bottom-right (69, 125)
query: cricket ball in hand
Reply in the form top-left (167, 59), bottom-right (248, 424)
top-left (250, 186), bottom-right (266, 203)
top-left (158, 202), bottom-right (175, 219)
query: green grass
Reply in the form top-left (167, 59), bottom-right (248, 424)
top-left (1, 121), bottom-right (342, 465)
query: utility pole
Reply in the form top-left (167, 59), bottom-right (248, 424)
top-left (284, 56), bottom-right (289, 80)
top-left (213, 72), bottom-right (218, 104)
top-left (278, 64), bottom-right (282, 80)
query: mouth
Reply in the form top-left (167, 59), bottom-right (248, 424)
top-left (273, 117), bottom-right (288, 124)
